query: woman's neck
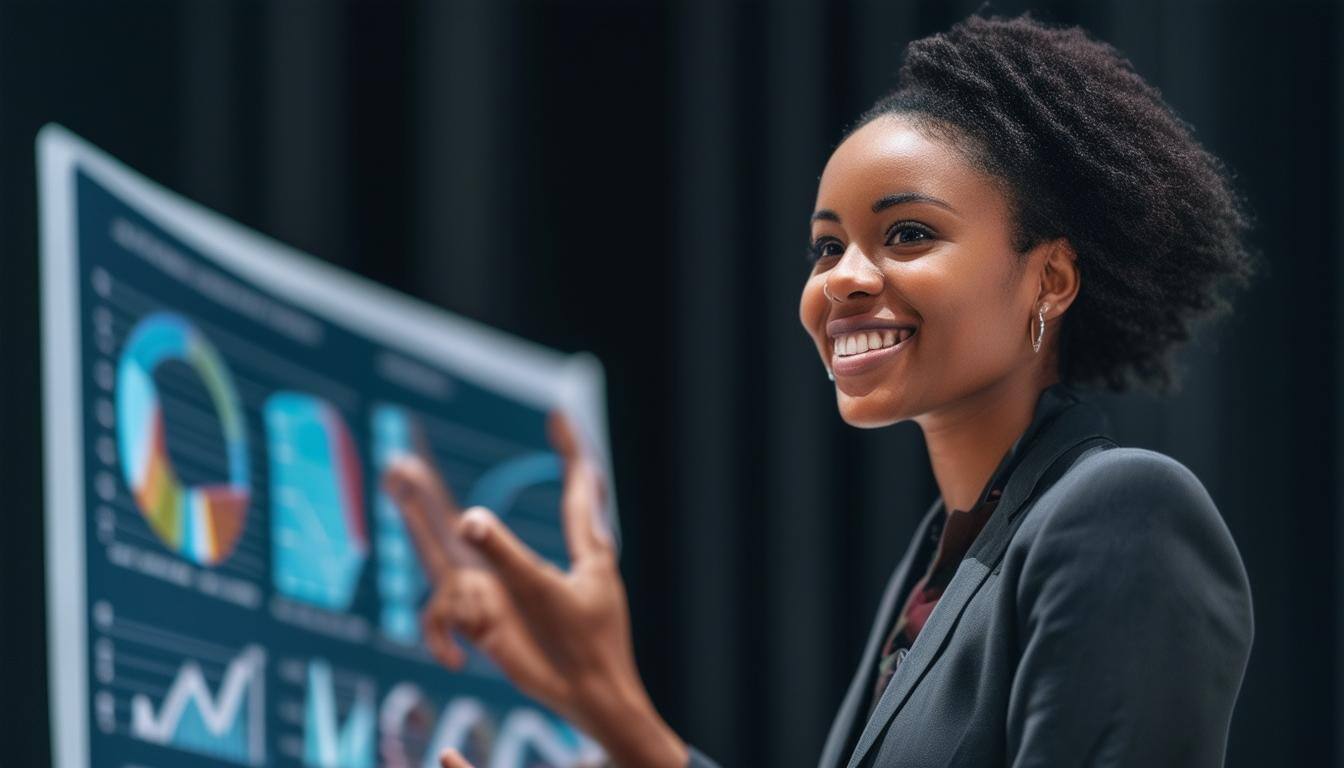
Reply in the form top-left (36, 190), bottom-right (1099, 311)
top-left (917, 369), bottom-right (1058, 514)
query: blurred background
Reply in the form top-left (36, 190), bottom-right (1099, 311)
top-left (1, 0), bottom-right (1340, 765)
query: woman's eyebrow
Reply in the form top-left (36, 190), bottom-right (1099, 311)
top-left (874, 191), bottom-right (956, 214)
top-left (810, 191), bottom-right (957, 223)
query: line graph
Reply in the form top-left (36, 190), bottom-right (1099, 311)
top-left (304, 659), bottom-right (375, 768)
top-left (129, 644), bottom-right (266, 765)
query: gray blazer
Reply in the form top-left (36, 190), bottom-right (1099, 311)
top-left (686, 384), bottom-right (1255, 767)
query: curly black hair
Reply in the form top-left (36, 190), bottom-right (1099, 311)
top-left (844, 11), bottom-right (1259, 394)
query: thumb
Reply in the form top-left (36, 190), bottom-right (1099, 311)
top-left (458, 507), bottom-right (559, 602)
top-left (439, 749), bottom-right (475, 768)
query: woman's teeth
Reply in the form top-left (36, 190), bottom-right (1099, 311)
top-left (833, 328), bottom-right (914, 357)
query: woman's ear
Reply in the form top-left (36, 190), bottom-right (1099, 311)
top-left (1036, 237), bottom-right (1080, 321)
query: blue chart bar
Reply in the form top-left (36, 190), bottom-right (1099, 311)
top-left (304, 659), bottom-right (374, 768)
top-left (371, 405), bottom-right (428, 644)
top-left (266, 392), bottom-right (369, 612)
top-left (128, 645), bottom-right (266, 766)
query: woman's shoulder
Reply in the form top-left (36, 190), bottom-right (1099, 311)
top-left (1034, 444), bottom-right (1222, 529)
top-left (1014, 444), bottom-right (1252, 611)
top-left (1055, 444), bottom-right (1213, 505)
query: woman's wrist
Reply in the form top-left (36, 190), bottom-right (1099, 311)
top-left (577, 672), bottom-right (688, 768)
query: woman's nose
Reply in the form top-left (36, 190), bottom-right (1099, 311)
top-left (826, 243), bottom-right (883, 301)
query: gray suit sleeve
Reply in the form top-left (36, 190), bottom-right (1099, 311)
top-left (1006, 449), bottom-right (1254, 767)
top-left (685, 744), bottom-right (722, 768)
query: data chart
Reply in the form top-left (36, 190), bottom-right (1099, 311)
top-left (41, 125), bottom-right (617, 768)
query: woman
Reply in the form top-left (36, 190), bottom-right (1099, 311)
top-left (383, 12), bottom-right (1257, 768)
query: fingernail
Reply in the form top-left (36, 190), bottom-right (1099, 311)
top-left (463, 519), bottom-right (486, 542)
top-left (461, 509), bottom-right (488, 542)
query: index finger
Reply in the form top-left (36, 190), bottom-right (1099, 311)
top-left (383, 454), bottom-right (460, 581)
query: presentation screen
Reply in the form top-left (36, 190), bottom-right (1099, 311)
top-left (39, 125), bottom-right (616, 768)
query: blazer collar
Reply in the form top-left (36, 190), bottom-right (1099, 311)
top-left (980, 381), bottom-right (1089, 505)
top-left (843, 382), bottom-right (1114, 768)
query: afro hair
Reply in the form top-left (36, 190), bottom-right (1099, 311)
top-left (846, 11), bottom-right (1260, 393)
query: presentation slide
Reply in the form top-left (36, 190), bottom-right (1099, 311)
top-left (39, 124), bottom-right (616, 768)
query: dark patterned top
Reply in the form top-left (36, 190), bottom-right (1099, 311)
top-left (867, 488), bottom-right (1003, 716)
top-left (863, 384), bottom-right (1079, 721)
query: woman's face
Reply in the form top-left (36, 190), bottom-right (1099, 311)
top-left (800, 114), bottom-right (1050, 429)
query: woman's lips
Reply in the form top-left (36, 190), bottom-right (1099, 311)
top-left (830, 328), bottom-right (916, 377)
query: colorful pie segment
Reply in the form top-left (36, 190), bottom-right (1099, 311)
top-left (116, 312), bottom-right (250, 565)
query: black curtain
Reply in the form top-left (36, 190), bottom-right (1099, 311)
top-left (1, 1), bottom-right (1339, 765)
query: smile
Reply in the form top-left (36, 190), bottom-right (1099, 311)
top-left (830, 327), bottom-right (916, 376)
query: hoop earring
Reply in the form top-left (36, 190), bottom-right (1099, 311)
top-left (1032, 302), bottom-right (1049, 354)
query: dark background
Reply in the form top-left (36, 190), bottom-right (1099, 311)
top-left (1, 0), bottom-right (1339, 765)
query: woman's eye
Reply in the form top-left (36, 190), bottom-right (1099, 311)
top-left (806, 238), bottom-right (844, 263)
top-left (807, 224), bottom-right (931, 264)
top-left (887, 223), bottom-right (934, 245)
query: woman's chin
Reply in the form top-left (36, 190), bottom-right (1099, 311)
top-left (835, 388), bottom-right (906, 429)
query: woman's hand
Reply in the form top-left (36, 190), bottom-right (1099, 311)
top-left (382, 410), bottom-right (687, 768)
top-left (436, 749), bottom-right (477, 768)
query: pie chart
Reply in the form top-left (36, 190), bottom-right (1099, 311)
top-left (115, 312), bottom-right (250, 565)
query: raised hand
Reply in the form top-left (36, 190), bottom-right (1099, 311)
top-left (382, 447), bottom-right (567, 698)
top-left (382, 410), bottom-right (687, 768)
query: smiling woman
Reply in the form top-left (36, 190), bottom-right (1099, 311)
top-left (800, 115), bottom-right (1061, 437)
top-left (385, 10), bottom-right (1258, 768)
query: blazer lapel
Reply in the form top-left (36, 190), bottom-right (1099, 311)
top-left (817, 495), bottom-right (945, 768)
top-left (845, 396), bottom-right (1113, 768)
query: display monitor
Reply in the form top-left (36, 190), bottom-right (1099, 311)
top-left (39, 124), bottom-right (616, 768)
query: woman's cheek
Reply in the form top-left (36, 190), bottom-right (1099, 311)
top-left (799, 276), bottom-right (832, 361)
top-left (889, 259), bottom-right (953, 327)
top-left (798, 275), bottom-right (826, 324)
top-left (900, 263), bottom-right (988, 377)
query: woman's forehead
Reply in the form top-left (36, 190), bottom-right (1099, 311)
top-left (815, 115), bottom-right (995, 217)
